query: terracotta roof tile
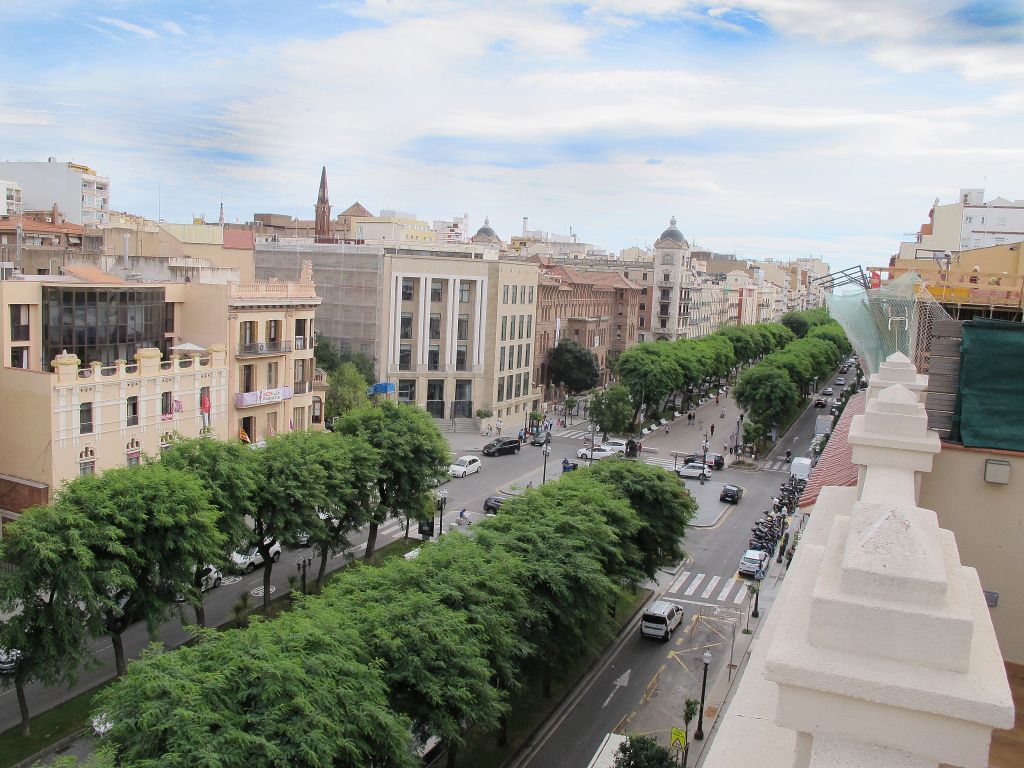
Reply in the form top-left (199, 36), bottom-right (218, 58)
top-left (798, 391), bottom-right (867, 508)
top-left (62, 264), bottom-right (126, 283)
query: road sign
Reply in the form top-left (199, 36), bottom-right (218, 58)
top-left (671, 726), bottom-right (686, 750)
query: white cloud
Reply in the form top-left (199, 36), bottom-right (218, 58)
top-left (96, 16), bottom-right (160, 39)
top-left (160, 20), bottom-right (186, 36)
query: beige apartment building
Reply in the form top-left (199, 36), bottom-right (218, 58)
top-left (0, 263), bottom-right (321, 526)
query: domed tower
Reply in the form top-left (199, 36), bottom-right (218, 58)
top-left (654, 216), bottom-right (688, 251)
top-left (470, 217), bottom-right (502, 245)
top-left (652, 217), bottom-right (692, 341)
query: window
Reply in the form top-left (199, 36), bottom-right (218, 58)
top-left (965, 216), bottom-right (973, 223)
top-left (431, 280), bottom-right (443, 302)
top-left (455, 345), bottom-right (468, 371)
top-left (294, 358), bottom-right (306, 383)
top-left (457, 314), bottom-right (469, 341)
top-left (503, 285), bottom-right (509, 304)
top-left (501, 316), bottom-right (507, 341)
top-left (514, 375), bottom-right (522, 398)
top-left (127, 453), bottom-right (140, 467)
top-left (401, 278), bottom-right (415, 301)
top-left (80, 402), bottom-right (93, 434)
top-left (526, 316), bottom-right (532, 338)
top-left (499, 346), bottom-right (505, 372)
top-left (517, 344), bottom-right (523, 368)
top-left (518, 315), bottom-right (525, 338)
top-left (200, 386), bottom-right (211, 428)
top-left (161, 391), bottom-right (174, 421)
top-left (498, 378), bottom-right (505, 401)
top-left (639, 301), bottom-right (646, 311)
top-left (266, 361), bottom-right (278, 389)
top-left (240, 321), bottom-right (256, 345)
top-left (428, 345), bottom-right (440, 371)
top-left (459, 281), bottom-right (471, 303)
top-left (241, 364), bottom-right (255, 392)
top-left (507, 346), bottom-right (515, 370)
top-left (311, 397), bottom-right (322, 425)
top-left (267, 320), bottom-right (280, 343)
top-left (126, 396), bottom-right (139, 427)
top-left (295, 318), bottom-right (307, 349)
top-left (293, 407), bottom-right (304, 431)
top-left (7, 304), bottom-right (28, 342)
top-left (397, 380), bottom-right (416, 402)
top-left (164, 302), bottom-right (175, 334)
top-left (506, 374), bottom-right (513, 399)
top-left (10, 347), bottom-right (28, 368)
top-left (400, 312), bottom-right (413, 339)
top-left (267, 411), bottom-right (278, 437)
top-left (528, 286), bottom-right (534, 303)
top-left (511, 285), bottom-right (517, 304)
top-left (79, 447), bottom-right (95, 475)
top-left (399, 344), bottom-right (412, 371)
top-left (524, 344), bottom-right (531, 367)
top-left (642, 273), bottom-right (648, 281)
top-left (429, 313), bottom-right (441, 339)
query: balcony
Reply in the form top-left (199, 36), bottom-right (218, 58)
top-left (237, 340), bottom-right (293, 356)
top-left (234, 385), bottom-right (293, 408)
top-left (294, 336), bottom-right (310, 351)
top-left (292, 380), bottom-right (312, 395)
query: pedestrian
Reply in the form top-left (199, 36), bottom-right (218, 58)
top-left (698, 418), bottom-right (703, 430)
top-left (785, 546), bottom-right (795, 569)
top-left (526, 481), bottom-right (534, 489)
top-left (518, 428), bottom-right (525, 444)
top-left (723, 442), bottom-right (728, 454)
top-left (710, 423), bottom-right (715, 437)
top-left (716, 394), bottom-right (720, 404)
top-left (496, 418), bottom-right (503, 435)
top-left (666, 424), bottom-right (670, 435)
top-left (638, 441), bottom-right (643, 454)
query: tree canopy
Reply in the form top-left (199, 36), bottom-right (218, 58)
top-left (325, 361), bottom-right (370, 422)
top-left (589, 384), bottom-right (634, 438)
top-left (547, 338), bottom-right (600, 394)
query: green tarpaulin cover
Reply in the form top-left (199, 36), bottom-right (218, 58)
top-left (953, 318), bottom-right (1024, 451)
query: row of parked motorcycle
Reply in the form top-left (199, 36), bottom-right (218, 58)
top-left (747, 476), bottom-right (806, 555)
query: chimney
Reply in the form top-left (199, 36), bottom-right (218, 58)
top-left (52, 203), bottom-right (59, 224)
top-left (523, 217), bottom-right (528, 237)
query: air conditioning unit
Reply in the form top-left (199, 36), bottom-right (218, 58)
top-left (257, 342), bottom-right (267, 353)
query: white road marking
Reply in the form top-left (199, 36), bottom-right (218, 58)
top-left (684, 574), bottom-right (705, 596)
top-left (700, 575), bottom-right (721, 600)
top-left (734, 585), bottom-right (748, 604)
top-left (717, 578), bottom-right (736, 602)
top-left (668, 571), bottom-right (691, 594)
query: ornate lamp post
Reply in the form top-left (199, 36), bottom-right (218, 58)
top-left (695, 650), bottom-right (712, 740)
top-left (542, 443), bottom-right (552, 484)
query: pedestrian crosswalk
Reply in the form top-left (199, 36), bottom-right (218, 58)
top-left (666, 570), bottom-right (751, 606)
top-left (554, 428), bottom-right (595, 440)
top-left (762, 460), bottom-right (791, 473)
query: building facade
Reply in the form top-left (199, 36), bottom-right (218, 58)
top-left (0, 158), bottom-right (109, 225)
top-left (0, 181), bottom-right (22, 216)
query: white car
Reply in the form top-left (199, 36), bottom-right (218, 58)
top-left (600, 439), bottom-right (629, 454)
top-left (449, 455), bottom-right (481, 478)
top-left (738, 549), bottom-right (770, 577)
top-left (677, 462), bottom-right (709, 480)
top-left (230, 540), bottom-right (283, 574)
top-left (174, 565), bottom-right (223, 602)
top-left (577, 445), bottom-right (616, 460)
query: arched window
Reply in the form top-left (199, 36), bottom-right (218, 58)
top-left (126, 438), bottom-right (142, 466)
top-left (79, 446), bottom-right (96, 476)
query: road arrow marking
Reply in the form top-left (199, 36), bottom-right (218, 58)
top-left (602, 668), bottom-right (631, 708)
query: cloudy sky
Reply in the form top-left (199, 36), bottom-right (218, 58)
top-left (2, 1), bottom-right (1023, 273)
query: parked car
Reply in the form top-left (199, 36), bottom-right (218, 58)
top-left (577, 445), bottom-right (616, 460)
top-left (295, 510), bottom-right (342, 546)
top-left (483, 495), bottom-right (507, 514)
top-left (677, 462), bottom-right (709, 480)
top-left (720, 484), bottom-right (743, 503)
top-left (822, 387), bottom-right (834, 396)
top-left (738, 548), bottom-right (770, 577)
top-left (829, 404), bottom-right (841, 416)
top-left (640, 600), bottom-right (684, 641)
top-left (835, 377), bottom-right (846, 386)
top-left (175, 565), bottom-right (224, 602)
top-left (839, 365), bottom-right (850, 374)
top-left (482, 437), bottom-right (520, 456)
top-left (0, 646), bottom-right (21, 674)
top-left (814, 398), bottom-right (828, 408)
top-left (230, 540), bottom-right (282, 574)
top-left (530, 430), bottom-right (552, 446)
top-left (449, 455), bottom-right (482, 477)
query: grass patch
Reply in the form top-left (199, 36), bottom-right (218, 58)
top-left (434, 588), bottom-right (652, 768)
top-left (0, 683), bottom-right (109, 768)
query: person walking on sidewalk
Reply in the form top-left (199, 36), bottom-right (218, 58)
top-left (710, 423), bottom-right (715, 437)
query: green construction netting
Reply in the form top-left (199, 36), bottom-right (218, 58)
top-left (951, 318), bottom-right (1024, 451)
top-left (826, 272), bottom-right (948, 375)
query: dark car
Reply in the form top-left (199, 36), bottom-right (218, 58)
top-left (482, 437), bottom-right (521, 456)
top-left (680, 452), bottom-right (725, 470)
top-left (705, 452), bottom-right (725, 470)
top-left (530, 430), bottom-right (552, 446)
top-left (720, 484), bottom-right (743, 503)
top-left (483, 495), bottom-right (507, 514)
top-left (814, 398), bottom-right (828, 408)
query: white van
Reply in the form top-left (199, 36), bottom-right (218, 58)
top-left (790, 457), bottom-right (812, 483)
top-left (640, 600), bottom-right (683, 641)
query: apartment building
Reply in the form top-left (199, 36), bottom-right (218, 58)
top-left (432, 214), bottom-right (470, 243)
top-left (0, 262), bottom-right (320, 524)
top-left (0, 181), bottom-right (22, 216)
top-left (357, 210), bottom-right (437, 243)
top-left (0, 158), bottom-right (109, 225)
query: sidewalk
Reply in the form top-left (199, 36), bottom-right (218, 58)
top-left (637, 390), bottom-right (746, 468)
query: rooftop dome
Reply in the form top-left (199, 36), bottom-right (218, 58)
top-left (471, 217), bottom-right (500, 243)
top-left (657, 216), bottom-right (687, 246)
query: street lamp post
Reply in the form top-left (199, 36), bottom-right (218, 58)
top-left (734, 412), bottom-right (744, 455)
top-left (695, 650), bottom-right (712, 740)
top-left (542, 443), bottom-right (552, 484)
top-left (752, 581), bottom-right (761, 618)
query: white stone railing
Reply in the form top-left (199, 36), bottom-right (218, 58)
top-left (703, 352), bottom-right (1014, 768)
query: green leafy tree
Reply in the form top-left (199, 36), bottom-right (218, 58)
top-left (0, 505), bottom-right (109, 735)
top-left (615, 343), bottom-right (681, 421)
top-left (762, 350), bottom-right (814, 398)
top-left (313, 331), bottom-right (343, 372)
top-left (547, 338), bottom-right (600, 394)
top-left (807, 322), bottom-right (852, 357)
top-left (743, 419), bottom-right (767, 448)
top-left (93, 615), bottom-right (415, 768)
top-left (249, 431), bottom-right (334, 613)
top-left (589, 384), bottom-right (634, 439)
top-left (586, 460), bottom-right (696, 579)
top-left (612, 735), bottom-right (677, 768)
top-left (780, 311), bottom-right (811, 339)
top-left (160, 438), bottom-right (257, 626)
top-left (325, 361), bottom-right (370, 422)
top-left (335, 401), bottom-right (450, 560)
top-left (714, 326), bottom-right (757, 363)
top-left (733, 365), bottom-right (800, 432)
top-left (55, 463), bottom-right (225, 676)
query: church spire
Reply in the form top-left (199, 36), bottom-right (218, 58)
top-left (314, 166), bottom-right (332, 243)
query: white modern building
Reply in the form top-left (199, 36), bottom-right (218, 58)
top-left (900, 188), bottom-right (1024, 261)
top-left (432, 214), bottom-right (470, 243)
top-left (0, 158), bottom-right (109, 225)
top-left (0, 180), bottom-right (22, 216)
